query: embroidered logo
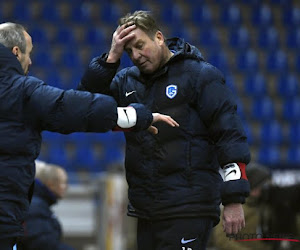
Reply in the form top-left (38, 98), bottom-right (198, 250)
top-left (166, 84), bottom-right (177, 99)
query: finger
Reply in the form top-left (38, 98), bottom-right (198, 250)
top-left (232, 222), bottom-right (239, 235)
top-left (147, 126), bottom-right (158, 134)
top-left (119, 23), bottom-right (136, 38)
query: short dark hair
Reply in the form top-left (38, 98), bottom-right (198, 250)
top-left (119, 10), bottom-right (160, 39)
top-left (0, 22), bottom-right (27, 53)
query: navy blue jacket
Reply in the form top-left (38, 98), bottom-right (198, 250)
top-left (80, 38), bottom-right (251, 225)
top-left (20, 180), bottom-right (74, 250)
top-left (0, 44), bottom-right (152, 238)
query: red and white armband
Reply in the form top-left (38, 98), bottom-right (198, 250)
top-left (222, 162), bottom-right (248, 182)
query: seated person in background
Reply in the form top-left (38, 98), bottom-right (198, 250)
top-left (19, 160), bottom-right (74, 250)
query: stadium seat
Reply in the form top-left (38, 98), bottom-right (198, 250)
top-left (288, 122), bottom-right (300, 145)
top-left (59, 49), bottom-right (82, 69)
top-left (257, 26), bottom-right (279, 50)
top-left (259, 120), bottom-right (283, 145)
top-left (54, 26), bottom-right (76, 45)
top-left (13, 4), bottom-right (32, 22)
top-left (199, 28), bottom-right (220, 48)
top-left (100, 3), bottom-right (122, 23)
top-left (190, 4), bottom-right (213, 26)
top-left (28, 26), bottom-right (49, 45)
top-left (243, 72), bottom-right (267, 97)
top-left (42, 3), bottom-right (60, 23)
top-left (236, 48), bottom-right (259, 72)
top-left (282, 97), bottom-right (300, 122)
top-left (286, 146), bottom-right (300, 165)
top-left (251, 96), bottom-right (275, 121)
top-left (282, 6), bottom-right (300, 26)
top-left (228, 26), bottom-right (251, 50)
top-left (220, 3), bottom-right (242, 27)
top-left (84, 27), bottom-right (106, 46)
top-left (285, 27), bottom-right (300, 49)
top-left (265, 50), bottom-right (288, 73)
top-left (257, 146), bottom-right (282, 166)
top-left (277, 73), bottom-right (299, 98)
top-left (32, 48), bottom-right (55, 68)
top-left (207, 49), bottom-right (229, 73)
top-left (251, 4), bottom-right (273, 27)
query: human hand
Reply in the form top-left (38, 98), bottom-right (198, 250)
top-left (107, 22), bottom-right (136, 63)
top-left (147, 113), bottom-right (179, 134)
top-left (222, 203), bottom-right (245, 235)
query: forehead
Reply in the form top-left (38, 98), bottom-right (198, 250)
top-left (125, 28), bottom-right (150, 48)
top-left (23, 31), bottom-right (33, 51)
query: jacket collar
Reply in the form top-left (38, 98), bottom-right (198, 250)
top-left (0, 43), bottom-right (24, 75)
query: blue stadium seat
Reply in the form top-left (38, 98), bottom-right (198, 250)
top-left (190, 4), bottom-right (213, 26)
top-left (288, 122), bottom-right (300, 145)
top-left (282, 6), bottom-right (300, 26)
top-left (59, 49), bottom-right (82, 69)
top-left (277, 73), bottom-right (299, 98)
top-left (28, 26), bottom-right (49, 45)
top-left (285, 27), bottom-right (300, 49)
top-left (42, 3), bottom-right (60, 23)
top-left (251, 4), bottom-right (273, 27)
top-left (220, 3), bottom-right (242, 27)
top-left (265, 50), bottom-right (288, 73)
top-left (207, 49), bottom-right (229, 73)
top-left (259, 120), bottom-right (283, 145)
top-left (243, 72), bottom-right (267, 97)
top-left (32, 48), bottom-right (55, 68)
top-left (48, 144), bottom-right (71, 169)
top-left (45, 71), bottom-right (64, 89)
top-left (100, 3), bottom-right (122, 23)
top-left (257, 146), bottom-right (281, 166)
top-left (199, 28), bottom-right (220, 48)
top-left (84, 27), bottom-right (106, 46)
top-left (228, 26), bottom-right (251, 50)
top-left (236, 49), bottom-right (259, 72)
top-left (54, 26), bottom-right (76, 45)
top-left (257, 26), bottom-right (279, 50)
top-left (251, 96), bottom-right (275, 121)
top-left (282, 97), bottom-right (300, 122)
top-left (286, 146), bottom-right (300, 165)
top-left (13, 4), bottom-right (32, 22)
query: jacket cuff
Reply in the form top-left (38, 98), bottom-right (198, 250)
top-left (221, 179), bottom-right (250, 206)
top-left (128, 103), bottom-right (153, 131)
top-left (98, 53), bottom-right (120, 68)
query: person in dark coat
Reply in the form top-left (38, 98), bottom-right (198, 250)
top-left (19, 160), bottom-right (74, 250)
top-left (0, 22), bottom-right (179, 249)
top-left (79, 10), bottom-right (251, 250)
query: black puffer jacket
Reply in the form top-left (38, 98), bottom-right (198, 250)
top-left (80, 38), bottom-right (251, 225)
top-left (0, 44), bottom-right (152, 239)
top-left (19, 180), bottom-right (74, 250)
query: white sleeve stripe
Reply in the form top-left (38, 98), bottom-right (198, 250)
top-left (117, 107), bottom-right (137, 128)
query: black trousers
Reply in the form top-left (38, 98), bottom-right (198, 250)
top-left (137, 217), bottom-right (213, 250)
top-left (0, 238), bottom-right (16, 250)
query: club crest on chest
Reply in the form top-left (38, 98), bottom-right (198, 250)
top-left (166, 84), bottom-right (177, 99)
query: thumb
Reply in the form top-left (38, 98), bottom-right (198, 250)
top-left (147, 125), bottom-right (158, 134)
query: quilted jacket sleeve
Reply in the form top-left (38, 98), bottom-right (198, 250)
top-left (24, 76), bottom-right (118, 134)
top-left (196, 64), bottom-right (251, 205)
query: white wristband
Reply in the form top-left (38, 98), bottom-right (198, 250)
top-left (223, 163), bottom-right (241, 182)
top-left (117, 107), bottom-right (137, 128)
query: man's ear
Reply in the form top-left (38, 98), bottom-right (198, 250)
top-left (156, 31), bottom-right (165, 45)
top-left (11, 46), bottom-right (20, 58)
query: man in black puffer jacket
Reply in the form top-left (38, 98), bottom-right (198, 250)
top-left (19, 161), bottom-right (74, 250)
top-left (79, 10), bottom-right (251, 250)
top-left (0, 22), bottom-right (178, 249)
